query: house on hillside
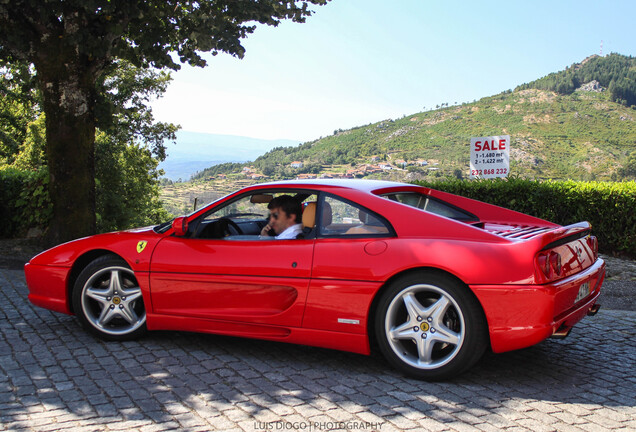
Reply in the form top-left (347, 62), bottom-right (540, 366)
top-left (416, 159), bottom-right (428, 166)
top-left (296, 173), bottom-right (316, 179)
top-left (290, 161), bottom-right (304, 169)
top-left (363, 164), bottom-right (383, 174)
top-left (395, 159), bottom-right (408, 168)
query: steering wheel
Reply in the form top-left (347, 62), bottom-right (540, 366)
top-left (219, 217), bottom-right (243, 236)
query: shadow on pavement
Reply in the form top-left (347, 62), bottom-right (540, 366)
top-left (2, 268), bottom-right (634, 430)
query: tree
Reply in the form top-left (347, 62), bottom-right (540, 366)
top-left (1, 60), bottom-right (176, 235)
top-left (0, 0), bottom-right (328, 245)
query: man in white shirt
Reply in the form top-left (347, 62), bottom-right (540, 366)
top-left (260, 195), bottom-right (303, 239)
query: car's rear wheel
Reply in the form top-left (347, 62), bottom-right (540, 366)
top-left (375, 272), bottom-right (487, 380)
top-left (72, 255), bottom-right (147, 341)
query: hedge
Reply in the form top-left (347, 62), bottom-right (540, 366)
top-left (412, 177), bottom-right (636, 257)
top-left (2, 169), bottom-right (635, 256)
top-left (0, 167), bottom-right (52, 238)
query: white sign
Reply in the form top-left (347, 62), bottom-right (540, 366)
top-left (470, 135), bottom-right (510, 179)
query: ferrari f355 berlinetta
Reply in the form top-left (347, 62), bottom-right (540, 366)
top-left (25, 180), bottom-right (604, 379)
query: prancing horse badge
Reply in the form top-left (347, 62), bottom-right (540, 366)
top-left (136, 241), bottom-right (148, 254)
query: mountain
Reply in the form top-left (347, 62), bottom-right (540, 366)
top-left (158, 131), bottom-right (299, 180)
top-left (190, 54), bottom-right (636, 182)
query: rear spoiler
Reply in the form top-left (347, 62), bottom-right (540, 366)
top-left (539, 222), bottom-right (591, 251)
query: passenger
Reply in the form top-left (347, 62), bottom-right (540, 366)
top-left (260, 195), bottom-right (303, 239)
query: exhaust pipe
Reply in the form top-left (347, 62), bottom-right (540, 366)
top-left (587, 304), bottom-right (601, 316)
top-left (551, 325), bottom-right (572, 339)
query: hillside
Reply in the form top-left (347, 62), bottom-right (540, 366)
top-left (196, 90), bottom-right (634, 181)
top-left (167, 54), bottom-right (636, 212)
top-left (517, 53), bottom-right (636, 106)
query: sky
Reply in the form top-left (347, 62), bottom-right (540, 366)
top-left (150, 0), bottom-right (636, 143)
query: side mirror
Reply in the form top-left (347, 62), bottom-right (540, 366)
top-left (172, 216), bottom-right (189, 237)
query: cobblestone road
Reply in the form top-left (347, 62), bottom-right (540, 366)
top-left (1, 269), bottom-right (635, 432)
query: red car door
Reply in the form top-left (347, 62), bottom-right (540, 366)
top-left (149, 236), bottom-right (314, 327)
top-left (303, 194), bottom-right (394, 334)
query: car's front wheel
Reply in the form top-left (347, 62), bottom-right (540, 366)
top-left (72, 255), bottom-right (147, 341)
top-left (375, 272), bottom-right (487, 380)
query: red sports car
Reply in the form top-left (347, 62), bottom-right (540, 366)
top-left (25, 180), bottom-right (604, 380)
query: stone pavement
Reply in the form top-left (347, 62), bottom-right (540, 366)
top-left (1, 269), bottom-right (635, 432)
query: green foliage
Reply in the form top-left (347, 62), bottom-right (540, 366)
top-left (0, 167), bottom-right (24, 237)
top-left (517, 53), bottom-right (636, 107)
top-left (617, 150), bottom-right (636, 179)
top-left (96, 60), bottom-right (178, 161)
top-left (0, 130), bottom-right (171, 236)
top-left (194, 162), bottom-right (246, 179)
top-left (1, 1), bottom-right (328, 70)
top-left (10, 115), bottom-right (47, 170)
top-left (412, 177), bottom-right (636, 256)
top-left (0, 61), bottom-right (38, 164)
top-left (95, 133), bottom-right (170, 232)
top-left (0, 166), bottom-right (52, 237)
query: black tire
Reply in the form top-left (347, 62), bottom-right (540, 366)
top-left (375, 271), bottom-right (487, 380)
top-left (72, 255), bottom-right (147, 341)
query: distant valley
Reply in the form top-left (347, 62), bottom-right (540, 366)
top-left (158, 131), bottom-right (299, 180)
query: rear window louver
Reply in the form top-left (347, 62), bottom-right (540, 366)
top-left (489, 225), bottom-right (553, 240)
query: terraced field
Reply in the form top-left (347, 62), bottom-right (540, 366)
top-left (160, 178), bottom-right (260, 215)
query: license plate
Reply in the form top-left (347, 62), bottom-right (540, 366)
top-left (575, 282), bottom-right (591, 303)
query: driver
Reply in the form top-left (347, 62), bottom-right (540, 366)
top-left (260, 195), bottom-right (303, 239)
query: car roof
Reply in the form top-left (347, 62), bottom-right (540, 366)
top-left (248, 179), bottom-right (415, 194)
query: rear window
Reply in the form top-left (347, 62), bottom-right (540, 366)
top-left (381, 192), bottom-right (478, 222)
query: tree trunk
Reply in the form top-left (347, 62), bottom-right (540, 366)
top-left (36, 53), bottom-right (97, 246)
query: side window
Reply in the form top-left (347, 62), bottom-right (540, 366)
top-left (382, 192), bottom-right (477, 222)
top-left (320, 195), bottom-right (390, 237)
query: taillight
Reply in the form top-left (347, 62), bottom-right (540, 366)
top-left (587, 236), bottom-right (598, 260)
top-left (536, 250), bottom-right (562, 282)
top-left (537, 253), bottom-right (550, 279)
top-left (549, 251), bottom-right (562, 276)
